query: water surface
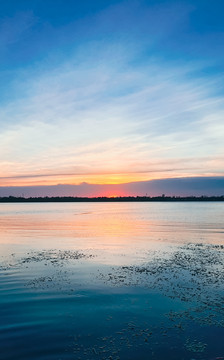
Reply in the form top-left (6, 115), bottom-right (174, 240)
top-left (0, 202), bottom-right (223, 359)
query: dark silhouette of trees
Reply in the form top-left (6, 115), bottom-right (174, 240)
top-left (0, 195), bottom-right (223, 203)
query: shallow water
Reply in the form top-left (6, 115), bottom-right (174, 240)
top-left (0, 202), bottom-right (223, 359)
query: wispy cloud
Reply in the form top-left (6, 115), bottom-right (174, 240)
top-left (0, 1), bottom-right (223, 188)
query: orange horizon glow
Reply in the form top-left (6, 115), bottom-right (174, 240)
top-left (0, 170), bottom-right (222, 188)
top-left (0, 173), bottom-right (154, 187)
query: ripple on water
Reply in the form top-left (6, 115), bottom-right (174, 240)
top-left (0, 242), bottom-right (224, 359)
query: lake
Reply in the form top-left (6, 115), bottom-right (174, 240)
top-left (0, 202), bottom-right (223, 360)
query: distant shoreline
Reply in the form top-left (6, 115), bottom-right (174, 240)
top-left (0, 196), bottom-right (224, 202)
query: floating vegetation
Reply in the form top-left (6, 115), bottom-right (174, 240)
top-left (1, 243), bottom-right (223, 358)
top-left (99, 243), bottom-right (224, 300)
top-left (0, 249), bottom-right (96, 291)
top-left (184, 338), bottom-right (207, 353)
top-left (71, 323), bottom-right (155, 360)
top-left (99, 243), bottom-right (224, 328)
top-left (0, 249), bottom-right (95, 271)
top-left (19, 249), bottom-right (94, 266)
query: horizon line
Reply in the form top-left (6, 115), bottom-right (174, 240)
top-left (1, 195), bottom-right (224, 203)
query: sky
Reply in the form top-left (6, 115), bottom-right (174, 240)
top-left (0, 0), bottom-right (224, 197)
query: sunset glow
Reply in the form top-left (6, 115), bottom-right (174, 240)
top-left (0, 1), bottom-right (224, 196)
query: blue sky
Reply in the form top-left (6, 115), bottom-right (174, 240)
top-left (0, 0), bottom-right (224, 195)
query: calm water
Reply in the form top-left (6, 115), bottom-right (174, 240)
top-left (0, 202), bottom-right (223, 360)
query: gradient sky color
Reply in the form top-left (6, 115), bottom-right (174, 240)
top-left (0, 0), bottom-right (224, 195)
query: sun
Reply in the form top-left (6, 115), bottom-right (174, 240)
top-left (108, 194), bottom-right (119, 198)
